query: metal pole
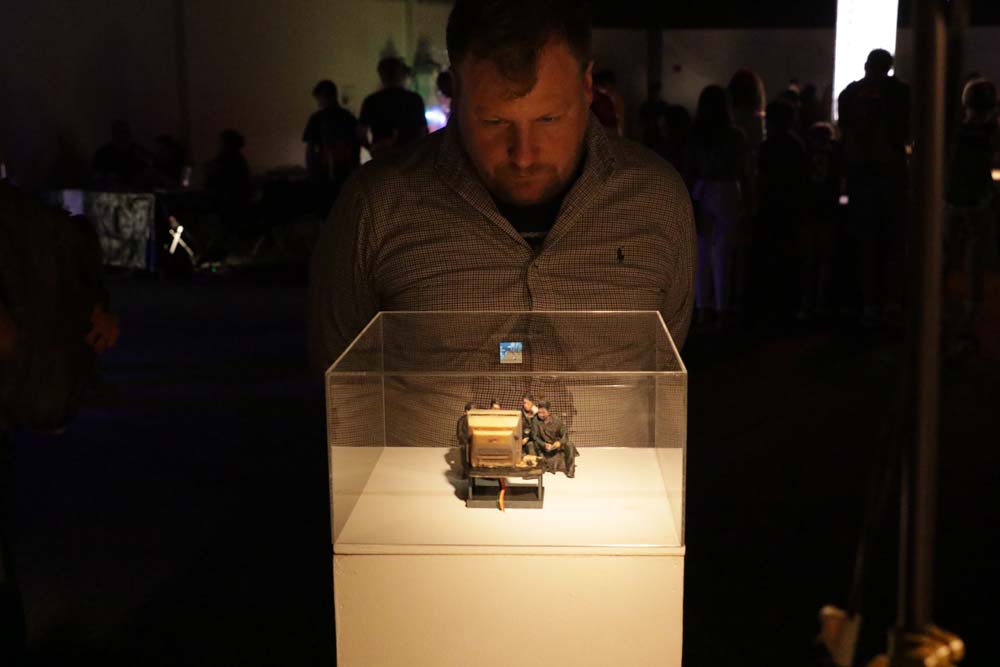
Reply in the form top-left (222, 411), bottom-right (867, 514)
top-left (899, 0), bottom-right (946, 634)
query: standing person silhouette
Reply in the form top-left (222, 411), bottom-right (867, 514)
top-left (838, 49), bottom-right (911, 326)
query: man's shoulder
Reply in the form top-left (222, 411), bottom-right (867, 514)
top-left (345, 130), bottom-right (444, 195)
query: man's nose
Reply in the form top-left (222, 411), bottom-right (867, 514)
top-left (507, 125), bottom-right (536, 170)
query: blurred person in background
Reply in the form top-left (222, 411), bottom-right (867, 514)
top-left (595, 70), bottom-right (625, 136)
top-left (726, 68), bottom-right (767, 316)
top-left (838, 48), bottom-right (911, 327)
top-left (688, 84), bottom-right (750, 328)
top-left (943, 77), bottom-right (1000, 355)
top-left (799, 122), bottom-right (843, 320)
top-left (1, 180), bottom-right (120, 664)
top-left (92, 120), bottom-right (148, 190)
top-left (639, 81), bottom-right (670, 149)
top-left (205, 129), bottom-right (253, 257)
top-left (303, 79), bottom-right (360, 212)
top-left (727, 69), bottom-right (766, 152)
top-left (359, 57), bottom-right (428, 157)
top-left (756, 99), bottom-right (810, 321)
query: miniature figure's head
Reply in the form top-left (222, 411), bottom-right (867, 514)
top-left (464, 402), bottom-right (475, 413)
top-left (537, 400), bottom-right (551, 420)
top-left (447, 0), bottom-right (593, 207)
top-left (522, 395), bottom-right (535, 412)
top-left (490, 400), bottom-right (501, 409)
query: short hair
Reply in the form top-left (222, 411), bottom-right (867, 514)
top-left (464, 402), bottom-right (475, 411)
top-left (490, 399), bottom-right (501, 408)
top-left (537, 400), bottom-right (551, 411)
top-left (219, 129), bottom-right (245, 151)
top-left (765, 100), bottom-right (797, 134)
top-left (865, 49), bottom-right (894, 76)
top-left (962, 78), bottom-right (997, 114)
top-left (446, 0), bottom-right (593, 96)
top-left (378, 57), bottom-right (410, 85)
top-left (522, 394), bottom-right (535, 403)
top-left (313, 79), bottom-right (338, 100)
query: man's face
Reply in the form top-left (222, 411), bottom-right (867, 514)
top-left (455, 39), bottom-right (593, 207)
top-left (538, 407), bottom-right (550, 421)
top-left (522, 398), bottom-right (534, 412)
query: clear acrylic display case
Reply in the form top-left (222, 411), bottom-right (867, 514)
top-left (326, 311), bottom-right (687, 555)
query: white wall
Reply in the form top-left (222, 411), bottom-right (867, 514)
top-left (0, 0), bottom-right (180, 189)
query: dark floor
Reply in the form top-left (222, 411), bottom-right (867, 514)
top-left (8, 274), bottom-right (999, 666)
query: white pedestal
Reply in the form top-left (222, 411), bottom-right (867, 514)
top-left (333, 448), bottom-right (685, 666)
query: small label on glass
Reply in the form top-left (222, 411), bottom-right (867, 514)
top-left (499, 341), bottom-right (523, 364)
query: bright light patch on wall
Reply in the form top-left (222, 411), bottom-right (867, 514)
top-left (832, 0), bottom-right (899, 121)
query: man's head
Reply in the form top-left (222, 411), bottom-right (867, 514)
top-left (522, 395), bottom-right (535, 412)
top-left (962, 78), bottom-right (997, 120)
top-left (219, 129), bottom-right (245, 155)
top-left (464, 402), bottom-right (475, 413)
top-left (378, 57), bottom-right (410, 88)
top-left (765, 100), bottom-right (796, 137)
top-left (865, 49), bottom-right (894, 78)
top-left (490, 400), bottom-right (502, 409)
top-left (447, 0), bottom-right (594, 207)
top-left (313, 80), bottom-right (338, 109)
top-left (537, 400), bottom-right (552, 420)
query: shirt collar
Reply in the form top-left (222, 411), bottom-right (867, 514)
top-left (434, 114), bottom-right (617, 249)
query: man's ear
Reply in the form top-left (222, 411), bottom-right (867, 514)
top-left (583, 60), bottom-right (594, 106)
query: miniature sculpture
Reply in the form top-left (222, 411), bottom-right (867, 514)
top-left (460, 398), bottom-right (575, 509)
top-left (455, 402), bottom-right (474, 466)
top-left (530, 400), bottom-right (577, 478)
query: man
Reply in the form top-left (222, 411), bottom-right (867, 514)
top-left (1, 181), bottom-right (120, 662)
top-left (639, 81), bottom-right (670, 149)
top-left (455, 402), bottom-right (474, 464)
top-left (838, 49), bottom-right (911, 325)
top-left (309, 0), bottom-right (695, 370)
top-left (519, 395), bottom-right (539, 452)
top-left (530, 401), bottom-right (576, 477)
top-left (92, 120), bottom-right (148, 189)
top-left (303, 80), bottom-right (361, 187)
top-left (358, 58), bottom-right (428, 156)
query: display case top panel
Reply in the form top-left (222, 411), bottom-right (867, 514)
top-left (327, 311), bottom-right (686, 376)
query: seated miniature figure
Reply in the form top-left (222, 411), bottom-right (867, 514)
top-left (530, 401), bottom-right (577, 478)
top-left (456, 402), bottom-right (474, 463)
top-left (520, 395), bottom-right (539, 454)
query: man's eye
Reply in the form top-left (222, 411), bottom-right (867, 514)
top-left (483, 119), bottom-right (505, 126)
top-left (539, 116), bottom-right (560, 124)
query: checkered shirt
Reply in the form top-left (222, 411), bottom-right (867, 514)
top-left (309, 115), bottom-right (695, 370)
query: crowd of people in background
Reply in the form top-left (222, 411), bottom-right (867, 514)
top-left (5, 46), bottom-right (998, 346)
top-left (632, 48), bottom-right (998, 352)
